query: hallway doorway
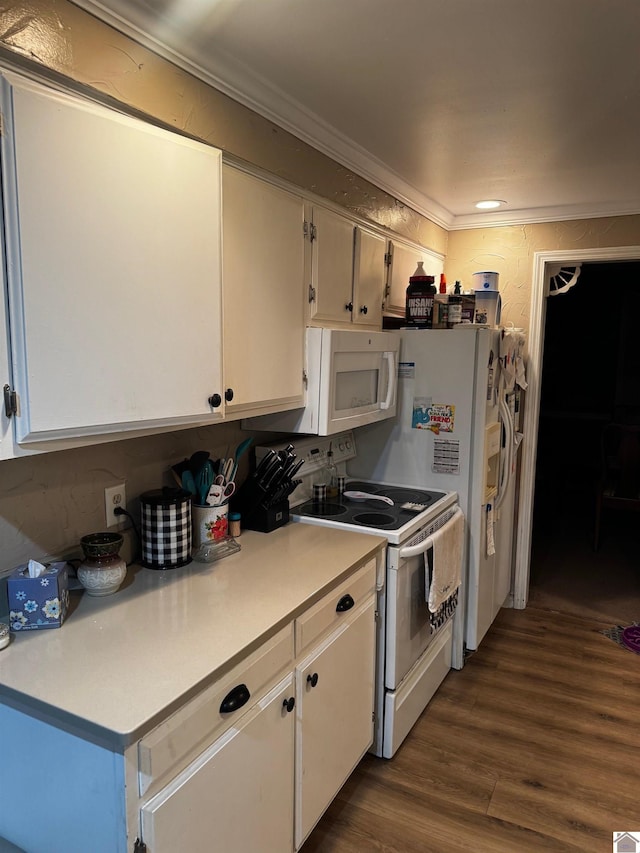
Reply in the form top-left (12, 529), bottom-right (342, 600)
top-left (527, 261), bottom-right (640, 623)
top-left (514, 245), bottom-right (640, 610)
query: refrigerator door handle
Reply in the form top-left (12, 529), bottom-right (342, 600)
top-left (495, 395), bottom-right (514, 510)
top-left (379, 351), bottom-right (396, 410)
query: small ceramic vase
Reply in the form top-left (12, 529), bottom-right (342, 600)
top-left (77, 532), bottom-right (127, 596)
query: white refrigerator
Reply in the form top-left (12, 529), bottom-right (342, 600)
top-left (348, 326), bottom-right (526, 668)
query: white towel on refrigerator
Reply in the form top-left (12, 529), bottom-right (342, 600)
top-left (426, 508), bottom-right (464, 613)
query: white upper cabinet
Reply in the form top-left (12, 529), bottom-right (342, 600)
top-left (0, 71), bottom-right (224, 446)
top-left (222, 166), bottom-right (305, 419)
top-left (384, 238), bottom-right (444, 318)
top-left (0, 262), bottom-right (13, 460)
top-left (307, 204), bottom-right (386, 330)
top-left (352, 225), bottom-right (386, 328)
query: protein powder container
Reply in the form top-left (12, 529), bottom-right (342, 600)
top-left (405, 261), bottom-right (436, 328)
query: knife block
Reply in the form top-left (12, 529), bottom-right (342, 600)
top-left (242, 499), bottom-right (290, 533)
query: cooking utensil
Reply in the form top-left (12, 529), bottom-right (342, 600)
top-left (343, 490), bottom-right (394, 505)
top-left (170, 459), bottom-right (190, 488)
top-left (181, 470), bottom-right (197, 497)
top-left (220, 457), bottom-right (234, 484)
top-left (209, 481), bottom-right (236, 506)
top-left (230, 438), bottom-right (253, 482)
top-left (196, 459), bottom-right (215, 505)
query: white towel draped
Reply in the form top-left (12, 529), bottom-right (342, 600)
top-left (426, 508), bottom-right (464, 613)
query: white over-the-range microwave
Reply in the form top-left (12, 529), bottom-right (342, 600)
top-left (244, 327), bottom-right (400, 435)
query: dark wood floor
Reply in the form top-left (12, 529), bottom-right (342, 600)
top-left (303, 603), bottom-right (640, 852)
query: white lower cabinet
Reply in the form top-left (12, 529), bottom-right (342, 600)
top-left (295, 595), bottom-right (376, 849)
top-left (137, 559), bottom-right (377, 853)
top-left (140, 673), bottom-right (296, 853)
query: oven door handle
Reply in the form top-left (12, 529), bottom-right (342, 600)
top-left (399, 536), bottom-right (434, 559)
top-left (399, 507), bottom-right (463, 558)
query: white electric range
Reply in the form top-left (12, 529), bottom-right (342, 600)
top-left (255, 431), bottom-right (463, 759)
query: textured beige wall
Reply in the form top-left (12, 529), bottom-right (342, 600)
top-left (446, 217), bottom-right (640, 335)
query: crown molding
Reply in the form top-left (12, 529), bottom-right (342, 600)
top-left (70, 1), bottom-right (640, 233)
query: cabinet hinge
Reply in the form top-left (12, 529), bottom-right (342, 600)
top-left (308, 283), bottom-right (316, 303)
top-left (384, 251), bottom-right (392, 267)
top-left (303, 220), bottom-right (317, 242)
top-left (374, 609), bottom-right (379, 621)
top-left (372, 711), bottom-right (376, 722)
top-left (303, 369), bottom-right (308, 388)
top-left (133, 839), bottom-right (147, 853)
top-left (3, 384), bottom-right (17, 418)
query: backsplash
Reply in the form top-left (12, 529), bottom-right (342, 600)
top-left (0, 421), bottom-right (281, 613)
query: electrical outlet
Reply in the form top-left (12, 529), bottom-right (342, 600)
top-left (105, 483), bottom-right (126, 528)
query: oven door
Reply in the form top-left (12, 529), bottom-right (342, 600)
top-left (385, 537), bottom-right (434, 690)
top-left (385, 509), bottom-right (460, 689)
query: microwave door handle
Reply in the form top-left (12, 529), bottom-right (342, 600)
top-left (380, 351), bottom-right (396, 410)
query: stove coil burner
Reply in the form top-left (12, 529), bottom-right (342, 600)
top-left (352, 511), bottom-right (396, 528)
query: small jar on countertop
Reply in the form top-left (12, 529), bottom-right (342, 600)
top-left (229, 512), bottom-right (242, 538)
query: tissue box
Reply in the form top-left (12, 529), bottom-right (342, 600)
top-left (7, 562), bottom-right (69, 631)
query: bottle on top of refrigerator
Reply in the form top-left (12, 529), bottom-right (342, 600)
top-left (433, 273), bottom-right (449, 329)
top-left (447, 292), bottom-right (463, 327)
top-left (405, 261), bottom-right (436, 328)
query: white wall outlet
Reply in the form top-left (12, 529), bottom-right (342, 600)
top-left (105, 483), bottom-right (126, 528)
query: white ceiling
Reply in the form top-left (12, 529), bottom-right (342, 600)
top-left (75, 0), bottom-right (640, 229)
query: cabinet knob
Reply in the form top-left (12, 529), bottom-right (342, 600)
top-left (282, 696), bottom-right (296, 713)
top-left (336, 594), bottom-right (355, 613)
top-left (208, 393), bottom-right (222, 408)
top-left (225, 388), bottom-right (234, 402)
top-left (345, 301), bottom-right (353, 312)
top-left (306, 672), bottom-right (319, 688)
top-left (360, 305), bottom-right (368, 315)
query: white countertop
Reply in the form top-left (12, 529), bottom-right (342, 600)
top-left (0, 524), bottom-right (384, 749)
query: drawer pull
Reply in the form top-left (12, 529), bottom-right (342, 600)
top-left (282, 696), bottom-right (296, 713)
top-left (306, 672), bottom-right (319, 688)
top-left (219, 683), bottom-right (251, 714)
top-left (336, 594), bottom-right (355, 613)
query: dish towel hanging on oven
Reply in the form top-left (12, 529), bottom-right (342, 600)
top-left (426, 507), bottom-right (464, 623)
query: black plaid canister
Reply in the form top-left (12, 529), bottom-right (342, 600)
top-left (140, 488), bottom-right (192, 569)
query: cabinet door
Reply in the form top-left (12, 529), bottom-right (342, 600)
top-left (294, 596), bottom-right (376, 849)
top-left (140, 674), bottom-right (295, 853)
top-left (309, 205), bottom-right (355, 326)
top-left (385, 239), bottom-right (444, 317)
top-left (0, 251), bottom-right (14, 460)
top-left (352, 226), bottom-right (386, 328)
top-left (0, 72), bottom-right (223, 444)
top-left (223, 166), bottom-right (305, 418)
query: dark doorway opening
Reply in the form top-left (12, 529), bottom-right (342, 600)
top-left (528, 261), bottom-right (640, 623)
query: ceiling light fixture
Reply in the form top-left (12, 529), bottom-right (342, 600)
top-left (475, 200), bottom-right (506, 210)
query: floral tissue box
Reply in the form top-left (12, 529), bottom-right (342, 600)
top-left (7, 562), bottom-right (69, 631)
